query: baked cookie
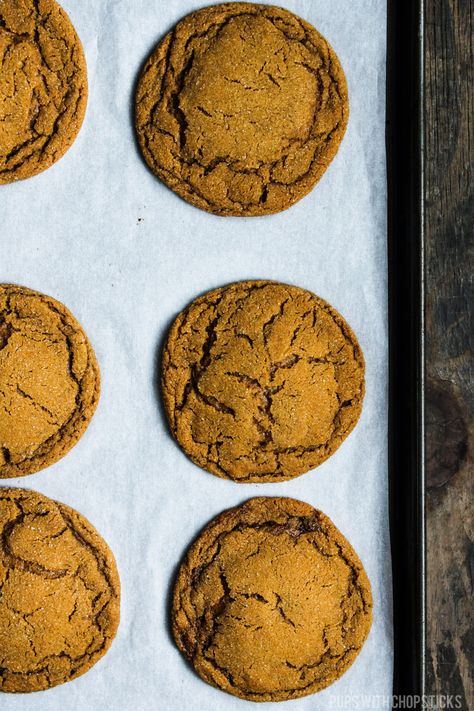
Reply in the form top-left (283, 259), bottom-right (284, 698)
top-left (0, 284), bottom-right (100, 478)
top-left (135, 3), bottom-right (348, 216)
top-left (162, 281), bottom-right (364, 482)
top-left (0, 0), bottom-right (87, 184)
top-left (0, 487), bottom-right (120, 692)
top-left (173, 497), bottom-right (372, 701)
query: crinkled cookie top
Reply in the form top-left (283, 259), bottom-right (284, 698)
top-left (0, 488), bottom-right (120, 692)
top-left (173, 497), bottom-right (372, 701)
top-left (0, 284), bottom-right (99, 478)
top-left (162, 281), bottom-right (364, 482)
top-left (0, 0), bottom-right (87, 184)
top-left (136, 3), bottom-right (348, 215)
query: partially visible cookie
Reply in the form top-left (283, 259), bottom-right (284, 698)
top-left (0, 0), bottom-right (87, 184)
top-left (0, 284), bottom-right (100, 478)
top-left (0, 487), bottom-right (120, 692)
top-left (173, 497), bottom-right (372, 701)
top-left (135, 2), bottom-right (348, 216)
top-left (162, 280), bottom-right (364, 482)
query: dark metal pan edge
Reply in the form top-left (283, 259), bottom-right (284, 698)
top-left (387, 0), bottom-right (426, 704)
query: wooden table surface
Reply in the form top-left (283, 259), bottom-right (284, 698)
top-left (425, 1), bottom-right (473, 707)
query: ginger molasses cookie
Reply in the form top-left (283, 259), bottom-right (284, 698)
top-left (0, 285), bottom-right (100, 478)
top-left (0, 0), bottom-right (87, 184)
top-left (162, 281), bottom-right (364, 482)
top-left (135, 3), bottom-right (348, 216)
top-left (173, 497), bottom-right (372, 701)
top-left (0, 488), bottom-right (120, 692)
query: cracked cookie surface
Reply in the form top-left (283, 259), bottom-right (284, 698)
top-left (0, 488), bottom-right (120, 692)
top-left (173, 497), bottom-right (372, 701)
top-left (135, 2), bottom-right (348, 216)
top-left (162, 280), bottom-right (364, 482)
top-left (0, 284), bottom-right (100, 478)
top-left (0, 0), bottom-right (87, 184)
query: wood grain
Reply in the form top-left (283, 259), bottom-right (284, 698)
top-left (425, 0), bottom-right (473, 707)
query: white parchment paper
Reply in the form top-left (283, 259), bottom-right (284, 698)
top-left (1, 1), bottom-right (391, 709)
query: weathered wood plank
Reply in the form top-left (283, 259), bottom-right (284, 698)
top-left (425, 0), bottom-right (473, 707)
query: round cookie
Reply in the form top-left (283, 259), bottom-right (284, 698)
top-left (0, 487), bottom-right (120, 692)
top-left (162, 280), bottom-right (364, 482)
top-left (0, 284), bottom-right (100, 478)
top-left (135, 3), bottom-right (348, 216)
top-left (173, 497), bottom-right (372, 702)
top-left (0, 0), bottom-right (88, 184)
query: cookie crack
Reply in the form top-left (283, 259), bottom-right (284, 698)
top-left (15, 384), bottom-right (60, 425)
top-left (0, 511), bottom-right (68, 579)
top-left (59, 508), bottom-right (116, 596)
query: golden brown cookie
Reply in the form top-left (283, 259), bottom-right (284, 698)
top-left (162, 281), bottom-right (364, 482)
top-left (0, 0), bottom-right (88, 184)
top-left (0, 284), bottom-right (100, 478)
top-left (135, 3), bottom-right (348, 216)
top-left (0, 487), bottom-right (120, 692)
top-left (173, 497), bottom-right (372, 701)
